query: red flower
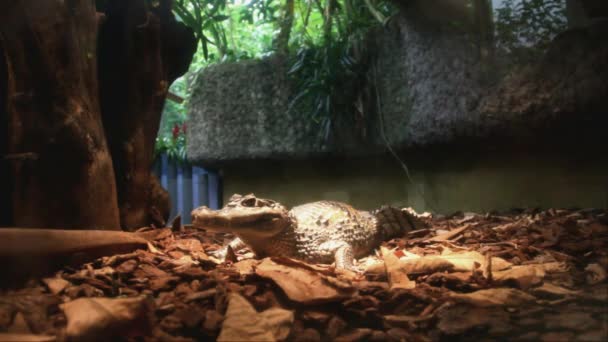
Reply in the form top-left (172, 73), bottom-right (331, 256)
top-left (172, 123), bottom-right (180, 139)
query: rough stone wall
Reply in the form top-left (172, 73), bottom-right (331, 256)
top-left (187, 56), bottom-right (323, 164)
top-left (187, 10), bottom-right (489, 164)
top-left (187, 11), bottom-right (608, 164)
top-left (478, 21), bottom-right (608, 135)
top-left (370, 14), bottom-right (486, 147)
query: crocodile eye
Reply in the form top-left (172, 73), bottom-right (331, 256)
top-left (241, 197), bottom-right (257, 207)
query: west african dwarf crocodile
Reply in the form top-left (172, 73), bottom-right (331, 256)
top-left (191, 194), bottom-right (426, 269)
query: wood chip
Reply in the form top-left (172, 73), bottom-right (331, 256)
top-left (42, 277), bottom-right (71, 295)
top-left (449, 288), bottom-right (536, 307)
top-left (218, 293), bottom-right (293, 342)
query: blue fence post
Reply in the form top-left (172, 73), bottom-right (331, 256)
top-left (154, 154), bottom-right (220, 223)
top-left (182, 165), bottom-right (193, 224)
top-left (167, 158), bottom-right (178, 221)
top-left (176, 164), bottom-right (184, 221)
top-left (160, 154), bottom-right (169, 190)
top-left (197, 170), bottom-right (210, 208)
top-left (208, 171), bottom-right (221, 210)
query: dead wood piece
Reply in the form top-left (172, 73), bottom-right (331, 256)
top-left (1, 0), bottom-right (121, 229)
top-left (449, 288), bottom-right (536, 307)
top-left (0, 228), bottom-right (149, 285)
top-left (381, 248), bottom-right (416, 290)
top-left (493, 265), bottom-right (546, 289)
top-left (0, 334), bottom-right (56, 342)
top-left (41, 277), bottom-right (71, 295)
top-left (426, 224), bottom-right (473, 242)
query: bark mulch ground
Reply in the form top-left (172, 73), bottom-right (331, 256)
top-left (1, 208), bottom-right (607, 341)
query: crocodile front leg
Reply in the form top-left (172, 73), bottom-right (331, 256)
top-left (319, 241), bottom-right (355, 270)
top-left (335, 245), bottom-right (355, 269)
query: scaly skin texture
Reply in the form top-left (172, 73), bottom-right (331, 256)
top-left (191, 194), bottom-right (423, 269)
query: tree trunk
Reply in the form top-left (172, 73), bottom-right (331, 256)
top-left (0, 0), bottom-right (195, 230)
top-left (0, 42), bottom-right (9, 226)
top-left (567, 0), bottom-right (590, 28)
top-left (274, 0), bottom-right (295, 55)
top-left (98, 0), bottom-right (196, 230)
top-left (0, 0), bottom-right (120, 229)
top-left (0, 40), bottom-right (8, 227)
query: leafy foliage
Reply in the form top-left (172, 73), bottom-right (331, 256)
top-left (494, 0), bottom-right (567, 64)
top-left (156, 0), bottom-right (395, 159)
top-left (156, 0), bottom-right (280, 162)
top-left (152, 0), bottom-right (571, 160)
top-left (287, 0), bottom-right (395, 142)
top-left (154, 124), bottom-right (188, 163)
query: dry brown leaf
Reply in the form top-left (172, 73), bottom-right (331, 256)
top-left (147, 242), bottom-right (165, 255)
top-left (335, 328), bottom-right (373, 341)
top-left (60, 296), bottom-right (154, 341)
top-left (135, 228), bottom-right (172, 241)
top-left (42, 277), bottom-right (71, 295)
top-left (218, 293), bottom-right (294, 342)
top-left (491, 222), bottom-right (520, 232)
top-left (0, 334), bottom-right (56, 342)
top-left (184, 289), bottom-right (217, 303)
top-left (438, 250), bottom-right (512, 272)
top-left (383, 314), bottom-right (434, 328)
top-left (531, 283), bottom-right (580, 298)
top-left (363, 261), bottom-right (386, 274)
top-left (115, 259), bottom-right (138, 274)
top-left (173, 239), bottom-right (204, 252)
top-left (427, 224), bottom-right (473, 242)
top-left (493, 265), bottom-right (546, 289)
top-left (232, 259), bottom-right (259, 275)
top-left (437, 303), bottom-right (510, 335)
top-left (539, 261), bottom-right (569, 273)
top-left (7, 312), bottom-right (30, 334)
top-left (449, 288), bottom-right (536, 307)
top-left (159, 255), bottom-right (197, 269)
top-left (134, 264), bottom-right (169, 278)
top-left (202, 310), bottom-right (224, 334)
top-left (585, 263), bottom-right (607, 285)
top-left (382, 248), bottom-right (416, 290)
top-left (400, 256), bottom-right (454, 275)
top-left (255, 258), bottom-right (355, 305)
top-left (149, 276), bottom-right (180, 292)
top-left (270, 257), bottom-right (335, 275)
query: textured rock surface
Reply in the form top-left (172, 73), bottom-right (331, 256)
top-left (477, 20), bottom-right (608, 138)
top-left (187, 12), bottom-right (608, 165)
top-left (187, 56), bottom-right (323, 164)
top-left (371, 13), bottom-right (486, 147)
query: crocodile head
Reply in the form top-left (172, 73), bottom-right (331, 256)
top-left (191, 193), bottom-right (292, 238)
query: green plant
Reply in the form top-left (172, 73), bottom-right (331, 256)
top-left (495, 0), bottom-right (567, 64)
top-left (155, 0), bottom-right (396, 156)
top-left (287, 39), bottom-right (357, 123)
top-left (155, 1), bottom-right (280, 161)
top-left (287, 0), bottom-right (395, 142)
top-left (173, 0), bottom-right (278, 61)
top-left (154, 122), bottom-right (188, 163)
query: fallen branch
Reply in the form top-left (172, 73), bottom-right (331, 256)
top-left (0, 228), bottom-right (150, 286)
top-left (426, 224), bottom-right (473, 242)
top-left (166, 91), bottom-right (184, 104)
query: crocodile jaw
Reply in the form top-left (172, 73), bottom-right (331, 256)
top-left (191, 206), bottom-right (291, 238)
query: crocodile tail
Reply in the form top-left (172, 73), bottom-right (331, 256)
top-left (372, 206), bottom-right (423, 239)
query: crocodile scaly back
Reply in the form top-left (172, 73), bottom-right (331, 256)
top-left (372, 205), bottom-right (421, 241)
